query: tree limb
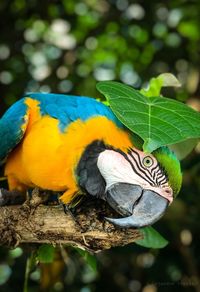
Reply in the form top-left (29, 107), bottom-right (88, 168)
top-left (0, 190), bottom-right (141, 253)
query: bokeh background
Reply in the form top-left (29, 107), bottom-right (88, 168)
top-left (0, 1), bottom-right (200, 291)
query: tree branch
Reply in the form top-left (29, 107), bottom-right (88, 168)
top-left (0, 190), bottom-right (141, 253)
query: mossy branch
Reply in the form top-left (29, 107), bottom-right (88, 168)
top-left (0, 189), bottom-right (141, 253)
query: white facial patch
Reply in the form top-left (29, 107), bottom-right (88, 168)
top-left (97, 149), bottom-right (173, 203)
top-left (97, 150), bottom-right (147, 191)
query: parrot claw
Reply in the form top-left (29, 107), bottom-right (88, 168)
top-left (62, 203), bottom-right (70, 215)
top-left (62, 203), bottom-right (86, 232)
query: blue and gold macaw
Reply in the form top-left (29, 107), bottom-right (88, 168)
top-left (0, 93), bottom-right (182, 227)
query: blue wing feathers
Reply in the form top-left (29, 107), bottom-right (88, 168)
top-left (0, 99), bottom-right (28, 162)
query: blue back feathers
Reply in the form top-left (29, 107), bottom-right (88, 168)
top-left (26, 93), bottom-right (123, 131)
top-left (0, 93), bottom-right (124, 161)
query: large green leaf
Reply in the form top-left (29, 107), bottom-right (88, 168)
top-left (97, 81), bottom-right (200, 152)
top-left (135, 226), bottom-right (168, 248)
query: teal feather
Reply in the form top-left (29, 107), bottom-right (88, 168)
top-left (0, 99), bottom-right (28, 162)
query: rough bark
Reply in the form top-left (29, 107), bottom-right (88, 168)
top-left (0, 189), bottom-right (142, 253)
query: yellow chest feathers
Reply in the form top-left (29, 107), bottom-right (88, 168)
top-left (5, 111), bottom-right (132, 200)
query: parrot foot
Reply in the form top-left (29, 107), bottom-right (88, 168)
top-left (29, 188), bottom-right (49, 208)
top-left (20, 188), bottom-right (51, 216)
top-left (0, 188), bottom-right (25, 206)
top-left (63, 204), bottom-right (86, 233)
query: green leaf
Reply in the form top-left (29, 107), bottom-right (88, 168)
top-left (158, 73), bottom-right (181, 88)
top-left (37, 244), bottom-right (55, 263)
top-left (76, 248), bottom-right (97, 272)
top-left (97, 81), bottom-right (200, 152)
top-left (141, 73), bottom-right (181, 97)
top-left (169, 138), bottom-right (199, 160)
top-left (140, 76), bottom-right (163, 97)
top-left (135, 226), bottom-right (168, 248)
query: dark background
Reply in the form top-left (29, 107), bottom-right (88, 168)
top-left (0, 1), bottom-right (200, 291)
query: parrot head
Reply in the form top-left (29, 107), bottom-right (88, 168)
top-left (77, 141), bottom-right (182, 228)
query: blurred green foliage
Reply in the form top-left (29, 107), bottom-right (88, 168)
top-left (0, 1), bottom-right (200, 292)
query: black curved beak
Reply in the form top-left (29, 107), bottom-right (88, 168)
top-left (104, 183), bottom-right (169, 228)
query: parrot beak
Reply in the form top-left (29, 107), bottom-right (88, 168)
top-left (104, 183), bottom-right (169, 228)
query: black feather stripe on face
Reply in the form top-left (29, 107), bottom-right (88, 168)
top-left (76, 140), bottom-right (107, 198)
top-left (128, 151), bottom-right (156, 185)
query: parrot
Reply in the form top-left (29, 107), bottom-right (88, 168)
top-left (0, 93), bottom-right (182, 228)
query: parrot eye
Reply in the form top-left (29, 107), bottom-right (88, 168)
top-left (143, 156), bottom-right (153, 168)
